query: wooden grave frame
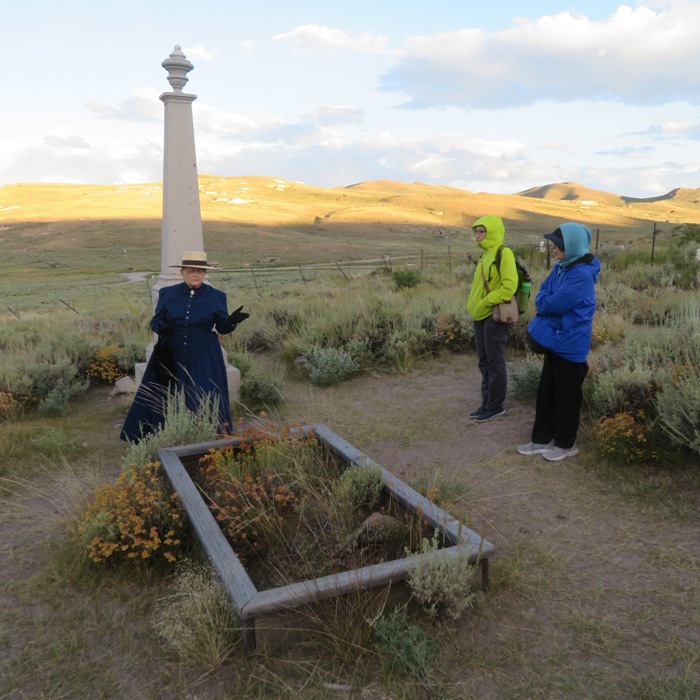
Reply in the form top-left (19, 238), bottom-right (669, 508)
top-left (158, 423), bottom-right (495, 653)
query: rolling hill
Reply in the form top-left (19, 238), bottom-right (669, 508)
top-left (1, 176), bottom-right (698, 275)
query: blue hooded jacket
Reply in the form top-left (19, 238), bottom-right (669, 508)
top-left (527, 223), bottom-right (601, 362)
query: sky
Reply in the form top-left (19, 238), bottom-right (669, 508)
top-left (2, 0), bottom-right (700, 197)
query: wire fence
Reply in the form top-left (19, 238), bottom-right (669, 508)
top-left (3, 221), bottom-right (687, 318)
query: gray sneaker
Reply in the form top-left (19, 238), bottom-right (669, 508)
top-left (542, 445), bottom-right (579, 461)
top-left (517, 440), bottom-right (554, 455)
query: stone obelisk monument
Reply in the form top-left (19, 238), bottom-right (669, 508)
top-left (156, 45), bottom-right (204, 287)
top-left (134, 45), bottom-right (240, 402)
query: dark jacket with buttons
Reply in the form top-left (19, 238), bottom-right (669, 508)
top-left (120, 282), bottom-right (237, 442)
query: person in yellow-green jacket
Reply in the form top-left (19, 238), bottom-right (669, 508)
top-left (467, 215), bottom-right (519, 422)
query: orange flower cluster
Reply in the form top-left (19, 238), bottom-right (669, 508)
top-left (87, 345), bottom-right (126, 385)
top-left (196, 434), bottom-right (310, 559)
top-left (592, 411), bottom-right (657, 464)
top-left (77, 462), bottom-right (185, 564)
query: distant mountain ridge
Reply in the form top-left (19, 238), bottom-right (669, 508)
top-left (517, 181), bottom-right (700, 205)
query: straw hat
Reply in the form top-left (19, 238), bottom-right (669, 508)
top-left (169, 251), bottom-right (219, 270)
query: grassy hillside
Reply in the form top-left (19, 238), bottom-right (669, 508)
top-left (1, 175), bottom-right (699, 277)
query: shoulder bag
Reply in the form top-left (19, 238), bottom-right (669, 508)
top-left (480, 257), bottom-right (519, 324)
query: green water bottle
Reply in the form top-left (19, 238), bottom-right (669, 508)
top-left (517, 280), bottom-right (532, 313)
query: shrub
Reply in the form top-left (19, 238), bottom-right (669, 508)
top-left (240, 372), bottom-right (282, 412)
top-left (434, 312), bottom-right (473, 352)
top-left (76, 462), bottom-right (186, 565)
top-left (121, 390), bottom-right (221, 469)
top-left (305, 346), bottom-right (360, 386)
top-left (86, 345), bottom-right (127, 385)
top-left (371, 605), bottom-right (437, 682)
top-left (587, 366), bottom-right (661, 420)
top-left (511, 353), bottom-right (543, 403)
top-left (37, 387), bottom-right (73, 417)
top-left (665, 242), bottom-right (700, 290)
top-left (392, 269), bottom-right (422, 289)
top-left (334, 463), bottom-right (385, 515)
top-left (151, 562), bottom-right (240, 669)
top-left (385, 327), bottom-right (431, 374)
top-left (590, 318), bottom-right (609, 349)
top-left (406, 534), bottom-right (476, 620)
top-left (197, 445), bottom-right (298, 558)
top-left (656, 372), bottom-right (700, 456)
top-left (0, 391), bottom-right (18, 421)
top-left (592, 412), bottom-right (658, 464)
top-left (343, 336), bottom-right (375, 368)
top-left (3, 357), bottom-right (89, 411)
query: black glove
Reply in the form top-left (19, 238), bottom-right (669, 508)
top-left (228, 305), bottom-right (250, 325)
top-left (156, 324), bottom-right (171, 336)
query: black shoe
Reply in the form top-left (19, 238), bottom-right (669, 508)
top-left (468, 406), bottom-right (485, 419)
top-left (475, 408), bottom-right (506, 423)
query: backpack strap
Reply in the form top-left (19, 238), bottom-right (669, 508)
top-left (495, 244), bottom-right (504, 271)
top-left (481, 244), bottom-right (506, 294)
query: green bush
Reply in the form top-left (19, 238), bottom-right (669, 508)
top-left (588, 366), bottom-right (661, 420)
top-left (371, 606), bottom-right (437, 682)
top-left (656, 373), bottom-right (700, 456)
top-left (385, 327), bottom-right (432, 373)
top-left (665, 243), bottom-right (700, 290)
top-left (334, 463), bottom-right (384, 515)
top-left (240, 372), bottom-right (282, 412)
top-left (227, 350), bottom-right (283, 412)
top-left (407, 534), bottom-right (476, 620)
top-left (511, 353), bottom-right (542, 403)
top-left (305, 346), bottom-right (360, 386)
top-left (392, 268), bottom-right (422, 289)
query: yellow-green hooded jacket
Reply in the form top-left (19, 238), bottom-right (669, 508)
top-left (467, 215), bottom-right (519, 321)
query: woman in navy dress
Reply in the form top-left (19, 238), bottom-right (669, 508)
top-left (120, 251), bottom-right (249, 443)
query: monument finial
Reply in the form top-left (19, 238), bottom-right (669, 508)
top-left (162, 45), bottom-right (194, 92)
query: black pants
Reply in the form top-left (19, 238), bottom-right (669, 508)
top-left (532, 351), bottom-right (588, 449)
top-left (473, 317), bottom-right (512, 411)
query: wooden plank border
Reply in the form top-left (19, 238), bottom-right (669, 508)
top-left (158, 424), bottom-right (495, 653)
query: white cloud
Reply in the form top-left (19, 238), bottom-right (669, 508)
top-left (43, 134), bottom-right (91, 150)
top-left (310, 105), bottom-right (365, 126)
top-left (86, 88), bottom-right (161, 122)
top-left (633, 119), bottom-right (700, 139)
top-left (183, 45), bottom-right (217, 61)
top-left (273, 24), bottom-right (389, 53)
top-left (381, 4), bottom-right (700, 108)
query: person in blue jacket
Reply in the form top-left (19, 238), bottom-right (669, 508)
top-left (120, 251), bottom-right (249, 443)
top-left (517, 223), bottom-right (600, 461)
